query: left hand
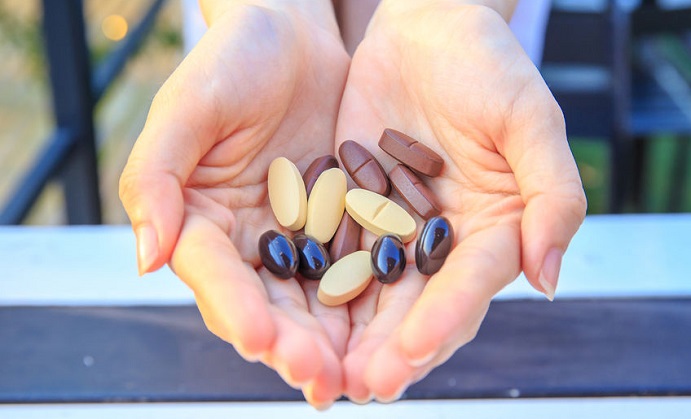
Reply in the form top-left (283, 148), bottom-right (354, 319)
top-left (335, 1), bottom-right (587, 403)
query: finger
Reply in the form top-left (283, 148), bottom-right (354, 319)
top-left (119, 50), bottom-right (222, 274)
top-left (259, 271), bottom-right (324, 387)
top-left (260, 273), bottom-right (343, 406)
top-left (343, 268), bottom-right (426, 403)
top-left (397, 223), bottom-right (520, 369)
top-left (302, 337), bottom-right (345, 410)
top-left (302, 281), bottom-right (349, 359)
top-left (500, 75), bottom-right (587, 300)
top-left (365, 327), bottom-right (460, 403)
top-left (262, 307), bottom-right (323, 388)
top-left (171, 212), bottom-right (276, 358)
top-left (119, 10), bottom-right (273, 274)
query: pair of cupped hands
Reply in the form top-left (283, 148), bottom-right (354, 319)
top-left (119, 0), bottom-right (586, 409)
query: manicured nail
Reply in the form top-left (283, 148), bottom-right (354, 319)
top-left (136, 225), bottom-right (158, 276)
top-left (539, 248), bottom-right (563, 301)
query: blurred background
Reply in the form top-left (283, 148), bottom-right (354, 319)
top-left (0, 0), bottom-right (689, 226)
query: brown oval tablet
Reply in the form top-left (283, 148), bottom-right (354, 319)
top-left (339, 140), bottom-right (391, 196)
top-left (379, 129), bottom-right (444, 177)
top-left (302, 155), bottom-right (339, 196)
top-left (389, 164), bottom-right (441, 220)
top-left (329, 211), bottom-right (361, 263)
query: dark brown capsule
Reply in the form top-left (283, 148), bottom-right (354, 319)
top-left (293, 234), bottom-right (331, 280)
top-left (329, 212), bottom-right (362, 263)
top-left (415, 216), bottom-right (454, 275)
top-left (258, 230), bottom-right (299, 279)
top-left (389, 164), bottom-right (441, 219)
top-left (371, 234), bottom-right (406, 284)
top-left (302, 155), bottom-right (339, 196)
top-left (379, 128), bottom-right (444, 177)
top-left (339, 140), bottom-right (391, 195)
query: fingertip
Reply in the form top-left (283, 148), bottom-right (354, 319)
top-left (120, 169), bottom-right (185, 273)
top-left (302, 342), bottom-right (343, 409)
top-left (343, 337), bottom-right (381, 402)
top-left (537, 247), bottom-right (563, 301)
top-left (521, 191), bottom-right (584, 299)
top-left (343, 352), bottom-right (369, 403)
top-left (135, 224), bottom-right (160, 275)
top-left (364, 341), bottom-right (412, 402)
top-left (270, 316), bottom-right (324, 387)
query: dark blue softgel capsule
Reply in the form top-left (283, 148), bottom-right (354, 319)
top-left (293, 234), bottom-right (331, 280)
top-left (371, 234), bottom-right (406, 284)
top-left (415, 216), bottom-right (454, 275)
top-left (258, 230), bottom-right (298, 279)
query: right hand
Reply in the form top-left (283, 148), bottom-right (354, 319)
top-left (119, 1), bottom-right (350, 408)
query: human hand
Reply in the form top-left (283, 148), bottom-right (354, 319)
top-left (119, 1), bottom-right (350, 408)
top-left (335, 1), bottom-right (587, 402)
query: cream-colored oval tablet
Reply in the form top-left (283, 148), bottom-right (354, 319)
top-left (345, 189), bottom-right (417, 242)
top-left (268, 157), bottom-right (307, 231)
top-left (318, 250), bottom-right (373, 306)
top-left (305, 168), bottom-right (347, 243)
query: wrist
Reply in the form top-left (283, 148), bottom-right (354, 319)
top-left (199, 0), bottom-right (340, 36)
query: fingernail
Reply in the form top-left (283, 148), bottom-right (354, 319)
top-left (376, 385), bottom-right (407, 404)
top-left (405, 350), bottom-right (436, 368)
top-left (303, 382), bottom-right (335, 411)
top-left (136, 225), bottom-right (158, 276)
top-left (313, 400), bottom-right (334, 411)
top-left (349, 392), bottom-right (373, 405)
top-left (539, 248), bottom-right (563, 302)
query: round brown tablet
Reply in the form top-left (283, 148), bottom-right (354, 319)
top-left (389, 164), bottom-right (441, 220)
top-left (379, 129), bottom-right (444, 177)
top-left (339, 140), bottom-right (391, 196)
top-left (302, 155), bottom-right (339, 196)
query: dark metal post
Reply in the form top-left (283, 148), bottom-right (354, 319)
top-left (42, 0), bottom-right (102, 224)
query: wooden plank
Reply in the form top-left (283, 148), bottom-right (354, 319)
top-left (1, 299), bottom-right (690, 403)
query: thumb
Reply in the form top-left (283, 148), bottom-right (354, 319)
top-left (119, 154), bottom-right (186, 275)
top-left (503, 78), bottom-right (587, 300)
top-left (119, 56), bottom-right (220, 275)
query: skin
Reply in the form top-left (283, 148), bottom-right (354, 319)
top-left (337, 1), bottom-right (586, 402)
top-left (119, 0), bottom-right (586, 409)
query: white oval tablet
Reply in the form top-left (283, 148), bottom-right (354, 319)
top-left (345, 189), bottom-right (417, 242)
top-left (305, 168), bottom-right (347, 243)
top-left (318, 250), bottom-right (373, 306)
top-left (268, 157), bottom-right (307, 231)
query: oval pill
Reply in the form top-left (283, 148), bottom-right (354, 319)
top-left (305, 168), bottom-right (347, 243)
top-left (371, 234), bottom-right (406, 284)
top-left (415, 216), bottom-right (454, 275)
top-left (329, 212), bottom-right (362, 263)
top-left (318, 250), bottom-right (373, 306)
top-left (379, 129), bottom-right (444, 177)
top-left (268, 157), bottom-right (307, 231)
top-left (345, 189), bottom-right (417, 243)
top-left (293, 234), bottom-right (331, 280)
top-left (339, 140), bottom-right (391, 195)
top-left (258, 230), bottom-right (299, 279)
top-left (389, 164), bottom-right (441, 220)
top-left (302, 155), bottom-right (339, 196)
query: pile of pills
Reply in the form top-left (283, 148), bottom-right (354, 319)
top-left (258, 129), bottom-right (454, 307)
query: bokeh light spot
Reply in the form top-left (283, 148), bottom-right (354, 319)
top-left (102, 15), bottom-right (128, 41)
